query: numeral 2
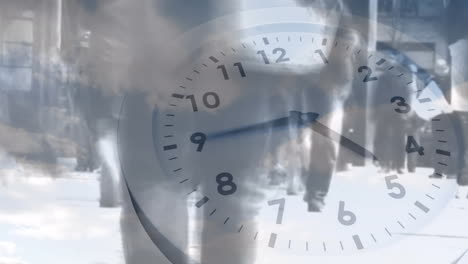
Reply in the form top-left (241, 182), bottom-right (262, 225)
top-left (358, 66), bottom-right (378, 82)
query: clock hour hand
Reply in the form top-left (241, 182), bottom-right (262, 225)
top-left (207, 111), bottom-right (320, 140)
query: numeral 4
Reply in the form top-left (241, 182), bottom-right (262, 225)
top-left (406, 136), bottom-right (424, 155)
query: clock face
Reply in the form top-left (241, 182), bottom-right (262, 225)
top-left (118, 23), bottom-right (458, 261)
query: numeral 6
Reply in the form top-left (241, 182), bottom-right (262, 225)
top-left (338, 201), bottom-right (357, 226)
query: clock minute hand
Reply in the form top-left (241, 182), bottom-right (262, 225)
top-left (207, 111), bottom-right (320, 140)
top-left (309, 121), bottom-right (378, 161)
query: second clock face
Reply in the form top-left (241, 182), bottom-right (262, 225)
top-left (122, 27), bottom-right (458, 257)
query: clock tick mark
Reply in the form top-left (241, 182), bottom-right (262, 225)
top-left (164, 135), bottom-right (173, 138)
top-left (438, 162), bottom-right (448, 166)
top-left (193, 70), bottom-right (200, 74)
top-left (415, 201), bottom-right (430, 213)
top-left (322, 38), bottom-right (327, 46)
top-left (323, 242), bottom-right (327, 252)
top-left (165, 124), bottom-right (174, 127)
top-left (432, 183), bottom-right (441, 189)
top-left (254, 232), bottom-right (258, 240)
top-left (368, 54), bottom-right (373, 59)
top-left (397, 221), bottom-right (405, 229)
top-left (306, 241), bottom-right (309, 251)
top-left (357, 49), bottom-right (361, 54)
top-left (385, 228), bottom-right (392, 236)
top-left (276, 37), bottom-right (279, 42)
top-left (427, 109), bottom-right (435, 111)
top-left (438, 140), bottom-right (447, 143)
top-left (195, 196), bottom-right (209, 208)
top-left (169, 104), bottom-right (177, 107)
top-left (387, 66), bottom-right (394, 70)
top-left (223, 217), bottom-right (230, 224)
top-left (371, 233), bottom-right (377, 242)
top-left (434, 172), bottom-right (443, 177)
top-left (185, 77), bottom-right (193, 81)
top-left (166, 114), bottom-right (175, 117)
top-left (340, 241), bottom-right (344, 250)
top-left (288, 240), bottom-right (291, 249)
top-left (376, 58), bottom-right (386, 65)
top-left (353, 235), bottom-right (364, 250)
top-left (173, 168), bottom-right (182, 172)
top-left (168, 157), bottom-right (177, 161)
top-left (172, 93), bottom-right (184, 99)
top-left (220, 51), bottom-right (226, 56)
top-left (231, 47), bottom-right (236, 52)
top-left (179, 85), bottom-right (186, 89)
top-left (436, 149), bottom-right (451, 156)
top-left (426, 194), bottom-right (435, 200)
top-left (163, 144), bottom-right (177, 151)
top-left (209, 56), bottom-right (219, 63)
top-left (398, 73), bottom-right (404, 77)
top-left (262, 37), bottom-right (270, 45)
top-left (409, 213), bottom-right (417, 220)
top-left (238, 225), bottom-right (244, 232)
top-left (209, 209), bottom-right (217, 216)
top-left (187, 189), bottom-right (197, 195)
top-left (432, 118), bottom-right (440, 121)
top-left (242, 43), bottom-right (246, 48)
top-left (419, 98), bottom-right (432, 103)
top-left (253, 41), bottom-right (257, 46)
top-left (334, 41), bottom-right (338, 47)
top-left (179, 179), bottom-right (188, 184)
top-left (300, 36), bottom-right (303, 42)
top-left (202, 63), bottom-right (208, 67)
top-left (436, 129), bottom-right (445, 132)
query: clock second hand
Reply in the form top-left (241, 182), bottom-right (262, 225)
top-left (207, 111), bottom-right (377, 161)
top-left (309, 121), bottom-right (378, 162)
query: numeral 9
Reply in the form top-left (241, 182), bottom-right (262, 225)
top-left (190, 132), bottom-right (206, 152)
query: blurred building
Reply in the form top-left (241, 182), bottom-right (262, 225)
top-left (0, 0), bottom-right (83, 162)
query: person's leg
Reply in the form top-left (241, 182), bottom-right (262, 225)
top-left (374, 117), bottom-right (390, 172)
top-left (455, 112), bottom-right (468, 188)
top-left (394, 120), bottom-right (406, 173)
top-left (287, 125), bottom-right (303, 195)
top-left (304, 130), bottom-right (335, 211)
top-left (119, 94), bottom-right (189, 264)
top-left (303, 98), bottom-right (342, 212)
top-left (200, 185), bottom-right (257, 264)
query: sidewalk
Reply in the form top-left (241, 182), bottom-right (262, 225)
top-left (0, 164), bottom-right (467, 264)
